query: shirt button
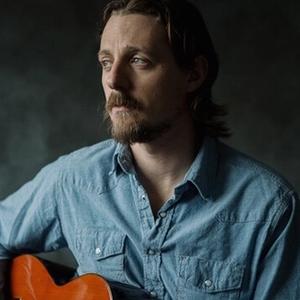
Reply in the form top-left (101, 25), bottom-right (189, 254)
top-left (149, 291), bottom-right (157, 298)
top-left (204, 279), bottom-right (213, 288)
top-left (95, 247), bottom-right (101, 255)
top-left (159, 211), bottom-right (167, 218)
top-left (147, 249), bottom-right (156, 255)
top-left (141, 195), bottom-right (146, 200)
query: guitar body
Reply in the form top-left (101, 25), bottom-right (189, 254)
top-left (10, 255), bottom-right (113, 300)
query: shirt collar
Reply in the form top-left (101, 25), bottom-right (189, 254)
top-left (112, 142), bottom-right (134, 175)
top-left (183, 136), bottom-right (218, 201)
top-left (111, 136), bottom-right (219, 201)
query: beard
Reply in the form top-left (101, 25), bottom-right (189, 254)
top-left (104, 92), bottom-right (172, 144)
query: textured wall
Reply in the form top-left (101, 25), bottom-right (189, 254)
top-left (199, 0), bottom-right (300, 193)
top-left (0, 0), bottom-right (104, 200)
top-left (0, 0), bottom-right (299, 263)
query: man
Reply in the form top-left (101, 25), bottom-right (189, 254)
top-left (0, 0), bottom-right (299, 299)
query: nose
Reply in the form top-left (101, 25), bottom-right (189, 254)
top-left (105, 61), bottom-right (130, 92)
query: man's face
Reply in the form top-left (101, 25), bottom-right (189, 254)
top-left (99, 13), bottom-right (191, 144)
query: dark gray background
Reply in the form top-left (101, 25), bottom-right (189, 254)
top-left (0, 0), bottom-right (299, 263)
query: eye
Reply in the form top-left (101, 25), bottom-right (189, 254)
top-left (130, 56), bottom-right (149, 66)
top-left (99, 59), bottom-right (112, 71)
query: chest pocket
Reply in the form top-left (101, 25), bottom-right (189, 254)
top-left (75, 228), bottom-right (126, 282)
top-left (177, 256), bottom-right (245, 300)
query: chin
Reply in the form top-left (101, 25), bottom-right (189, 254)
top-left (111, 118), bottom-right (171, 145)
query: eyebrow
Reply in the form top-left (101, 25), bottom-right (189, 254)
top-left (98, 46), bottom-right (156, 57)
top-left (98, 49), bottom-right (111, 57)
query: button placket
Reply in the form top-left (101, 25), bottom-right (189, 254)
top-left (136, 183), bottom-right (155, 230)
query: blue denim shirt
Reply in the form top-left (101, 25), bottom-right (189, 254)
top-left (0, 136), bottom-right (299, 299)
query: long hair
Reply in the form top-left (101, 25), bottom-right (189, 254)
top-left (100, 0), bottom-right (230, 137)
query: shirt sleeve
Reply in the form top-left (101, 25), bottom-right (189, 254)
top-left (0, 162), bottom-right (67, 259)
top-left (253, 191), bottom-right (300, 299)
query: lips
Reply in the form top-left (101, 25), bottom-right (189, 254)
top-left (111, 106), bottom-right (130, 113)
top-left (109, 106), bottom-right (133, 121)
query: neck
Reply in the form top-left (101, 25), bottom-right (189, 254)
top-left (130, 114), bottom-right (202, 215)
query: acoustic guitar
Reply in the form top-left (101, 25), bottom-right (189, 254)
top-left (9, 255), bottom-right (153, 300)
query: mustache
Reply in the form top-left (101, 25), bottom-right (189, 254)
top-left (106, 93), bottom-right (143, 112)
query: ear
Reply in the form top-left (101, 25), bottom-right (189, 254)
top-left (186, 56), bottom-right (208, 93)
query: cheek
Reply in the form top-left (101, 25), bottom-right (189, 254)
top-left (138, 70), bottom-right (170, 96)
top-left (101, 78), bottom-right (110, 100)
top-left (138, 73), bottom-right (185, 109)
top-left (157, 76), bottom-right (186, 101)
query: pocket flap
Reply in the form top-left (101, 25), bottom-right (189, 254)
top-left (179, 256), bottom-right (245, 293)
top-left (94, 231), bottom-right (125, 260)
top-left (76, 228), bottom-right (126, 260)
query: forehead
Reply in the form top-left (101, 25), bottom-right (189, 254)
top-left (100, 14), bottom-right (169, 53)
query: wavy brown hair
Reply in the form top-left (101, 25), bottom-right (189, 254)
top-left (100, 0), bottom-right (230, 137)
